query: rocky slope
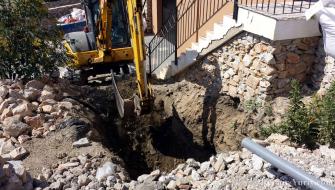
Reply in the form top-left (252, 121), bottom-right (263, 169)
top-left (1, 133), bottom-right (335, 190)
top-left (0, 78), bottom-right (334, 190)
top-left (0, 79), bottom-right (120, 190)
top-left (128, 134), bottom-right (335, 190)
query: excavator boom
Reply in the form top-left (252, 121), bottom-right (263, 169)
top-left (125, 0), bottom-right (149, 101)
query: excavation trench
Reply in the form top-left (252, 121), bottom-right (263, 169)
top-left (101, 101), bottom-right (215, 179)
top-left (79, 68), bottom-right (252, 180)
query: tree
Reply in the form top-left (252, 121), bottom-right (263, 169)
top-left (0, 0), bottom-right (68, 80)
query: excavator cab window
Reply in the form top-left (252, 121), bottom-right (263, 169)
top-left (84, 0), bottom-right (130, 48)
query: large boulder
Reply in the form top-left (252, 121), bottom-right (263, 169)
top-left (2, 116), bottom-right (30, 138)
top-left (12, 103), bottom-right (33, 118)
top-left (24, 115), bottom-right (43, 129)
top-left (39, 86), bottom-right (55, 102)
top-left (25, 80), bottom-right (44, 90)
top-left (3, 175), bottom-right (23, 190)
top-left (0, 139), bottom-right (16, 155)
top-left (1, 160), bottom-right (32, 190)
top-left (96, 162), bottom-right (117, 182)
top-left (0, 99), bottom-right (15, 114)
top-left (0, 108), bottom-right (13, 121)
top-left (8, 161), bottom-right (28, 183)
top-left (23, 88), bottom-right (41, 102)
top-left (0, 86), bottom-right (9, 99)
top-left (8, 89), bottom-right (24, 100)
top-left (9, 147), bottom-right (29, 160)
top-left (72, 138), bottom-right (91, 148)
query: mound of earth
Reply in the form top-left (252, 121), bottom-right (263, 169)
top-left (152, 60), bottom-right (251, 152)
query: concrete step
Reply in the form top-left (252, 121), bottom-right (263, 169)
top-left (150, 15), bottom-right (241, 80)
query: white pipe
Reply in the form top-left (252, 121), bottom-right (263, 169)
top-left (242, 138), bottom-right (335, 190)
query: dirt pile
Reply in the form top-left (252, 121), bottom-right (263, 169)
top-left (0, 75), bottom-right (333, 190)
top-left (153, 59), bottom-right (252, 152)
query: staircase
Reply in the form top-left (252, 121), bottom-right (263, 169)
top-left (147, 0), bottom-right (242, 79)
top-left (157, 16), bottom-right (242, 79)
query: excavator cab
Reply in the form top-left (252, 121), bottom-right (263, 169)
top-left (84, 0), bottom-right (131, 48)
top-left (63, 0), bottom-right (134, 68)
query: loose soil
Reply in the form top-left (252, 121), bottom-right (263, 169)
top-left (22, 128), bottom-right (122, 178)
top-left (12, 0), bottom-right (263, 184)
top-left (152, 60), bottom-right (256, 152)
top-left (20, 62), bottom-right (259, 181)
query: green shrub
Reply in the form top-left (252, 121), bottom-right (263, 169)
top-left (263, 102), bottom-right (273, 116)
top-left (316, 83), bottom-right (335, 147)
top-left (260, 124), bottom-right (281, 137)
top-left (282, 80), bottom-right (317, 147)
top-left (244, 98), bottom-right (261, 113)
top-left (263, 80), bottom-right (335, 148)
top-left (0, 0), bottom-right (68, 80)
top-left (263, 80), bottom-right (317, 147)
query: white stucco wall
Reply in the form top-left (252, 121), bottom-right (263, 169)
top-left (237, 8), bottom-right (277, 40)
top-left (238, 8), bottom-right (321, 41)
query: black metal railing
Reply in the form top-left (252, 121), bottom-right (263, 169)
top-left (147, 12), bottom-right (177, 74)
top-left (148, 0), bottom-right (230, 75)
top-left (238, 0), bottom-right (314, 15)
top-left (176, 0), bottom-right (230, 49)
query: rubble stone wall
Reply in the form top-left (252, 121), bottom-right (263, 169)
top-left (208, 32), bottom-right (322, 103)
top-left (311, 41), bottom-right (335, 96)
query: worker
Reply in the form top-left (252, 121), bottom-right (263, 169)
top-left (306, 0), bottom-right (335, 58)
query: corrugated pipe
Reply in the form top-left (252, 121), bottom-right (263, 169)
top-left (242, 138), bottom-right (335, 190)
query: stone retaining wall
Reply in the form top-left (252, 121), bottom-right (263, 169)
top-left (311, 41), bottom-right (335, 96)
top-left (208, 32), bottom-right (322, 103)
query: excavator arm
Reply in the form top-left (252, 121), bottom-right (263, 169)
top-left (111, 0), bottom-right (152, 116)
top-left (100, 0), bottom-right (152, 115)
top-left (124, 0), bottom-right (152, 113)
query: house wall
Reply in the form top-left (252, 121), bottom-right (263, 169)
top-left (151, 0), bottom-right (162, 34)
top-left (238, 8), bottom-right (321, 41)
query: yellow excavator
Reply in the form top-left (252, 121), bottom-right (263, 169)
top-left (63, 0), bottom-right (153, 117)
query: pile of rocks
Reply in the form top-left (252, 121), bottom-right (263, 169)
top-left (0, 152), bottom-right (128, 190)
top-left (0, 155), bottom-right (34, 190)
top-left (40, 153), bottom-right (129, 190)
top-left (0, 79), bottom-right (92, 140)
top-left (204, 32), bottom-right (320, 102)
top-left (127, 134), bottom-right (335, 190)
top-left (0, 79), bottom-right (103, 189)
top-left (0, 137), bottom-right (29, 161)
top-left (11, 133), bottom-right (331, 190)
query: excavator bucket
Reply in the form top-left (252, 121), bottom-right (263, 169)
top-left (110, 72), bottom-right (138, 118)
